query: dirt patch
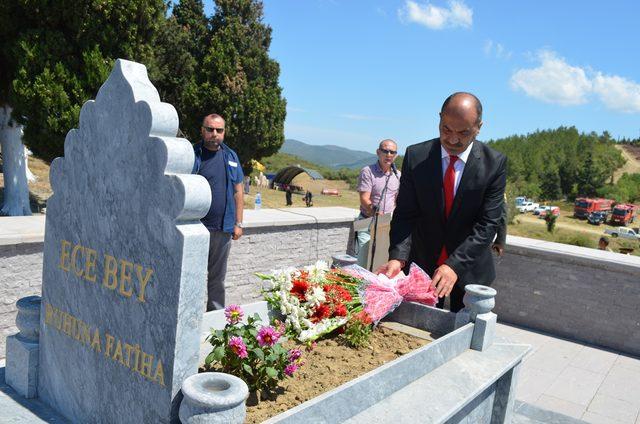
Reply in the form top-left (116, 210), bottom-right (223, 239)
top-left (218, 326), bottom-right (431, 423)
top-left (614, 145), bottom-right (640, 183)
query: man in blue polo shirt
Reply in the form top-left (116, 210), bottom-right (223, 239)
top-left (193, 114), bottom-right (244, 311)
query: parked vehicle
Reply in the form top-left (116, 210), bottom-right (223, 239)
top-left (610, 204), bottom-right (638, 226)
top-left (533, 205), bottom-right (548, 215)
top-left (515, 196), bottom-right (528, 207)
top-left (574, 197), bottom-right (614, 219)
top-left (517, 201), bottom-right (539, 213)
top-left (538, 206), bottom-right (560, 218)
top-left (588, 211), bottom-right (608, 225)
top-left (604, 227), bottom-right (640, 240)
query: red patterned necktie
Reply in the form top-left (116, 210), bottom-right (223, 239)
top-left (437, 155), bottom-right (458, 266)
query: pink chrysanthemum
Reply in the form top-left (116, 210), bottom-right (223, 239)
top-left (284, 363), bottom-right (298, 376)
top-left (224, 305), bottom-right (244, 325)
top-left (256, 326), bottom-right (281, 347)
top-left (288, 348), bottom-right (302, 362)
top-left (228, 336), bottom-right (248, 358)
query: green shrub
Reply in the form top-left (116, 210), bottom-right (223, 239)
top-left (558, 234), bottom-right (594, 248)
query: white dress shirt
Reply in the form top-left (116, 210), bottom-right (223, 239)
top-left (440, 142), bottom-right (474, 196)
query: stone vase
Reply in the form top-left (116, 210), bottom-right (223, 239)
top-left (179, 372), bottom-right (248, 424)
top-left (463, 285), bottom-right (497, 320)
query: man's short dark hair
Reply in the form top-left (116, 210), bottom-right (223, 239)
top-left (203, 113), bottom-right (225, 125)
top-left (599, 236), bottom-right (609, 246)
top-left (441, 92), bottom-right (483, 124)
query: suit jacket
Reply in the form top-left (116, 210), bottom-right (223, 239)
top-left (494, 200), bottom-right (508, 246)
top-left (389, 138), bottom-right (507, 285)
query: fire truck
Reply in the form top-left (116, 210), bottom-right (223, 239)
top-left (610, 204), bottom-right (638, 226)
top-left (573, 197), bottom-right (614, 219)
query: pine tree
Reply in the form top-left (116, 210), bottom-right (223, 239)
top-left (192, 0), bottom-right (287, 172)
top-left (0, 0), bottom-right (166, 162)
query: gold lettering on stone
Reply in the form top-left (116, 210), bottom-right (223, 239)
top-left (103, 254), bottom-right (118, 290)
top-left (118, 259), bottom-right (134, 298)
top-left (153, 360), bottom-right (165, 387)
top-left (59, 240), bottom-right (71, 272)
top-left (45, 303), bottom-right (53, 325)
top-left (135, 265), bottom-right (153, 303)
top-left (104, 333), bottom-right (115, 358)
top-left (62, 313), bottom-right (73, 335)
top-left (91, 328), bottom-right (101, 353)
top-left (139, 352), bottom-right (154, 378)
top-left (42, 302), bottom-right (166, 387)
top-left (124, 343), bottom-right (135, 367)
top-left (84, 247), bottom-right (98, 283)
top-left (113, 340), bottom-right (126, 366)
top-left (70, 244), bottom-right (84, 278)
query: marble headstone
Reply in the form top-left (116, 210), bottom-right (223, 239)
top-left (38, 59), bottom-right (211, 423)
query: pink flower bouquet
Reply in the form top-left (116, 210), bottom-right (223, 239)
top-left (341, 263), bottom-right (438, 324)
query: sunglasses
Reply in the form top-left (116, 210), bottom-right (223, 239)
top-left (379, 148), bottom-right (397, 155)
top-left (203, 126), bottom-right (225, 134)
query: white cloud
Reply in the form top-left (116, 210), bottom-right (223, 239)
top-left (484, 39), bottom-right (512, 60)
top-left (399, 0), bottom-right (472, 30)
top-left (592, 74), bottom-right (640, 113)
top-left (511, 50), bottom-right (640, 113)
top-left (510, 50), bottom-right (592, 106)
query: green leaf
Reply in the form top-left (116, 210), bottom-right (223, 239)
top-left (213, 346), bottom-right (225, 361)
top-left (243, 363), bottom-right (254, 376)
top-left (204, 351), bottom-right (216, 365)
top-left (253, 348), bottom-right (265, 361)
top-left (265, 367), bottom-right (278, 378)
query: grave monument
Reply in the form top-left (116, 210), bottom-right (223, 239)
top-left (34, 59), bottom-right (211, 422)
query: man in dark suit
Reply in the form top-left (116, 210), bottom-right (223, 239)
top-left (378, 92), bottom-right (506, 312)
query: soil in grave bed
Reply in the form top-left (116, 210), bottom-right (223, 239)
top-left (244, 325), bottom-right (431, 423)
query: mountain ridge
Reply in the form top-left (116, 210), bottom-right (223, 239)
top-left (280, 139), bottom-right (376, 169)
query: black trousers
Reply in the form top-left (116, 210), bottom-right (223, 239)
top-left (206, 230), bottom-right (232, 311)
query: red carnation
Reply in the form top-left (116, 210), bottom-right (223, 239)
top-left (311, 304), bottom-right (331, 322)
top-left (333, 304), bottom-right (348, 317)
top-left (291, 279), bottom-right (309, 301)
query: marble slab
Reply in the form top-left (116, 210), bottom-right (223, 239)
top-left (37, 59), bottom-right (211, 423)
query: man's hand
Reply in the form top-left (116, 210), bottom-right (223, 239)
top-left (375, 259), bottom-right (404, 278)
top-left (492, 243), bottom-right (504, 257)
top-left (431, 264), bottom-right (458, 298)
top-left (364, 203), bottom-right (376, 217)
top-left (232, 226), bottom-right (243, 240)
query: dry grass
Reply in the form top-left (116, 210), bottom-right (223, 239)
top-left (613, 145), bottom-right (640, 182)
top-left (245, 173), bottom-right (360, 209)
top-left (509, 216), bottom-right (639, 256)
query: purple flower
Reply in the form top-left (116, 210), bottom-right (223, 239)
top-left (224, 305), bottom-right (244, 325)
top-left (228, 336), bottom-right (248, 358)
top-left (284, 363), bottom-right (298, 376)
top-left (288, 348), bottom-right (302, 362)
top-left (256, 326), bottom-right (281, 347)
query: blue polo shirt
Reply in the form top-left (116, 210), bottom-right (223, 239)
top-left (192, 142), bottom-right (244, 234)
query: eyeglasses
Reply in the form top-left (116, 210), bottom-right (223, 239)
top-left (379, 148), bottom-right (397, 155)
top-left (203, 126), bottom-right (225, 134)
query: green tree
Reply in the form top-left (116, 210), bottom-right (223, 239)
top-left (192, 0), bottom-right (287, 173)
top-left (540, 167), bottom-right (562, 200)
top-left (0, 0), bottom-right (166, 162)
top-left (153, 0), bottom-right (207, 131)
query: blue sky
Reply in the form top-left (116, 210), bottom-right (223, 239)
top-left (206, 1), bottom-right (640, 153)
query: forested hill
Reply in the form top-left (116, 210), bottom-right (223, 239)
top-left (487, 127), bottom-right (626, 201)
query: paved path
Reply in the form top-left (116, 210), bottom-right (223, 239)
top-left (497, 322), bottom-right (640, 424)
